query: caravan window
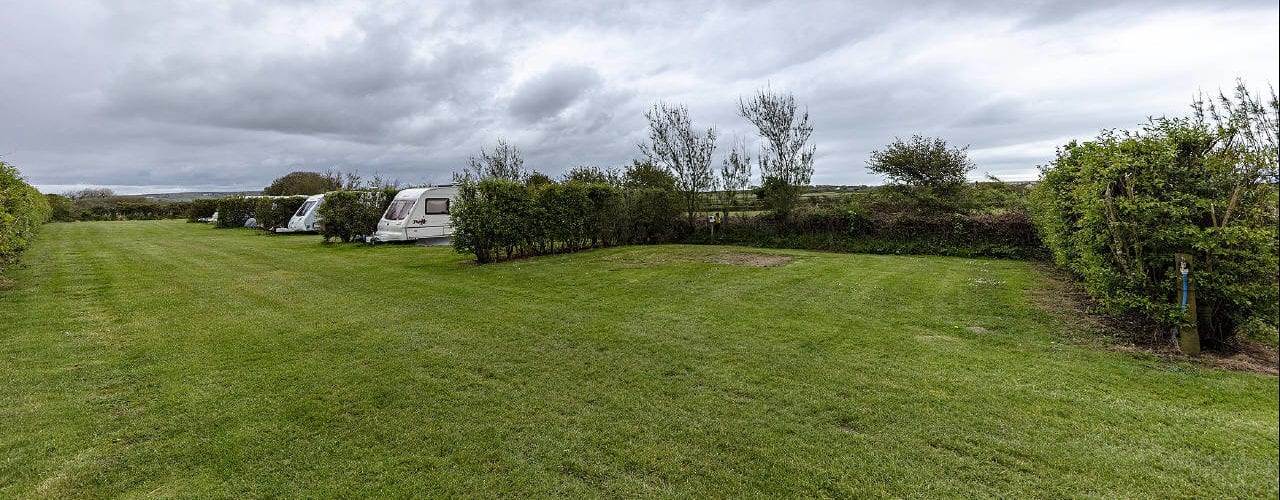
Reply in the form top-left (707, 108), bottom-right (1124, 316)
top-left (383, 200), bottom-right (414, 220)
top-left (295, 201), bottom-right (317, 217)
top-left (424, 198), bottom-right (449, 214)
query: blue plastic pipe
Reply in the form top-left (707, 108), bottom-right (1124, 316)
top-left (1180, 273), bottom-right (1188, 311)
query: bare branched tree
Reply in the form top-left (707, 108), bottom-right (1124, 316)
top-left (718, 136), bottom-right (752, 220)
top-left (738, 88), bottom-right (815, 187)
top-left (467, 138), bottom-right (525, 182)
top-left (639, 102), bottom-right (717, 224)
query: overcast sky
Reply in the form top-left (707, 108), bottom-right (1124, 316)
top-left (2, 0), bottom-right (1277, 194)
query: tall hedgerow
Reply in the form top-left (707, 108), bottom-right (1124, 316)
top-left (214, 196), bottom-right (257, 228)
top-left (1, 161), bottom-right (51, 274)
top-left (1029, 82), bottom-right (1278, 344)
top-left (253, 196), bottom-right (307, 230)
top-left (317, 189), bottom-right (396, 242)
top-left (187, 199), bottom-right (219, 222)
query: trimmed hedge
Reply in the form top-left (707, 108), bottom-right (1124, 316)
top-left (700, 206), bottom-right (1038, 258)
top-left (317, 189), bottom-right (396, 242)
top-left (187, 199), bottom-right (219, 222)
top-left (1, 161), bottom-right (51, 274)
top-left (451, 178), bottom-right (682, 263)
top-left (253, 196), bottom-right (307, 230)
top-left (214, 196), bottom-right (257, 228)
top-left (1029, 118), bottom-right (1278, 341)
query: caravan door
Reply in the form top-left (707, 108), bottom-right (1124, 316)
top-left (406, 197), bottom-right (451, 238)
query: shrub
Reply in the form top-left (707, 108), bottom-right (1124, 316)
top-left (1, 161), bottom-right (51, 274)
top-left (262, 171), bottom-right (341, 196)
top-left (253, 196), bottom-right (307, 230)
top-left (45, 194), bottom-right (76, 222)
top-left (214, 196), bottom-right (257, 228)
top-left (451, 177), bottom-right (673, 263)
top-left (317, 189), bottom-right (396, 242)
top-left (1029, 87), bottom-right (1278, 344)
top-left (187, 199), bottom-right (219, 222)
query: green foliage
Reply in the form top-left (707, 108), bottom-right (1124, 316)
top-left (262, 171), bottom-right (341, 196)
top-left (738, 88), bottom-right (815, 219)
top-left (252, 196), bottom-right (307, 230)
top-left (754, 177), bottom-right (803, 220)
top-left (1029, 87), bottom-right (1279, 343)
top-left (623, 160), bottom-right (677, 191)
top-left (316, 189), bottom-right (397, 242)
top-left (44, 194), bottom-right (75, 222)
top-left (214, 196), bottom-right (257, 228)
top-left (186, 199), bottom-right (219, 222)
top-left (867, 135), bottom-right (974, 190)
top-left (0, 161), bottom-right (51, 274)
top-left (639, 103), bottom-right (717, 224)
top-left (451, 176), bottom-right (681, 263)
top-left (708, 203), bottom-right (1037, 258)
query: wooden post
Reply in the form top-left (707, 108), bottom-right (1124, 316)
top-left (1175, 253), bottom-right (1200, 356)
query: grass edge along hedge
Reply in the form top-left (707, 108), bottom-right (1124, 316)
top-left (0, 161), bottom-right (52, 275)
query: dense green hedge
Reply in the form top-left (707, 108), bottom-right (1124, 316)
top-left (253, 196), bottom-right (307, 230)
top-left (1029, 116), bottom-right (1278, 343)
top-left (699, 205), bottom-right (1037, 258)
top-left (1, 161), bottom-right (51, 274)
top-left (43, 193), bottom-right (189, 222)
top-left (317, 189), bottom-right (397, 242)
top-left (214, 196), bottom-right (257, 228)
top-left (186, 199), bottom-right (219, 222)
top-left (451, 178), bottom-right (682, 263)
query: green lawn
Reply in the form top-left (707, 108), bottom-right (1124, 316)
top-left (2, 220), bottom-right (1276, 497)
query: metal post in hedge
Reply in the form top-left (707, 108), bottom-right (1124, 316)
top-left (1174, 253), bottom-right (1200, 356)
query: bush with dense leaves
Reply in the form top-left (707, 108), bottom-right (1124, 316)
top-left (451, 177), bottom-right (682, 263)
top-left (186, 199), bottom-right (219, 222)
top-left (214, 196), bottom-right (257, 228)
top-left (1, 161), bottom-right (51, 274)
top-left (262, 171), bottom-right (341, 196)
top-left (316, 189), bottom-right (396, 242)
top-left (1029, 98), bottom-right (1278, 343)
top-left (253, 196), bottom-right (307, 230)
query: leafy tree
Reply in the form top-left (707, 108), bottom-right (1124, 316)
top-left (738, 88), bottom-right (814, 217)
top-left (525, 171), bottom-right (554, 188)
top-left (639, 103), bottom-right (717, 224)
top-left (467, 138), bottom-right (525, 181)
top-left (1029, 81), bottom-right (1278, 345)
top-left (262, 171), bottom-right (342, 196)
top-left (622, 160), bottom-right (677, 191)
top-left (562, 166), bottom-right (619, 186)
top-left (867, 135), bottom-right (974, 190)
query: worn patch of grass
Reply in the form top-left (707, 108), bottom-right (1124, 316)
top-left (2, 220), bottom-right (1276, 497)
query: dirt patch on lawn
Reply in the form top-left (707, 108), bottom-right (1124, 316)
top-left (711, 252), bottom-right (791, 267)
top-left (1031, 263), bottom-right (1278, 376)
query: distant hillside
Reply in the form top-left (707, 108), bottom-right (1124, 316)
top-left (140, 191), bottom-right (262, 202)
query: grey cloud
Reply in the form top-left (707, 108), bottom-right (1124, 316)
top-left (0, 0), bottom-right (1275, 192)
top-left (508, 66), bottom-right (603, 123)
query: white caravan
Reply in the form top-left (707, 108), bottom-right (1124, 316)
top-left (275, 193), bottom-right (325, 233)
top-left (368, 186), bottom-right (458, 244)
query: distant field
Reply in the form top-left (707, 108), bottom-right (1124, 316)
top-left (2, 220), bottom-right (1276, 497)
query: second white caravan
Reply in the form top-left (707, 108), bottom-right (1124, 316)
top-left (368, 186), bottom-right (458, 244)
top-left (275, 193), bottom-right (325, 233)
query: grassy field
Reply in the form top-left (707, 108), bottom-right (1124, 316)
top-left (2, 220), bottom-right (1276, 497)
